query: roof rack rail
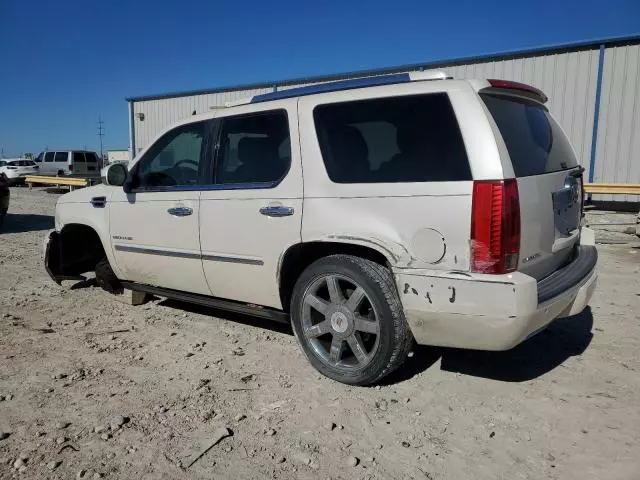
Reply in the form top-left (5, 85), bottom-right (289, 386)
top-left (224, 70), bottom-right (451, 106)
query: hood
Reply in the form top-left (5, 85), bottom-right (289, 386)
top-left (57, 184), bottom-right (115, 204)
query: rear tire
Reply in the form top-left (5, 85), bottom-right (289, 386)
top-left (95, 257), bottom-right (123, 294)
top-left (290, 254), bottom-right (413, 386)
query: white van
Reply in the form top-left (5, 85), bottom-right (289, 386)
top-left (34, 150), bottom-right (100, 176)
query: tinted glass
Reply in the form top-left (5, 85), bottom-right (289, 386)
top-left (136, 121), bottom-right (206, 188)
top-left (44, 152), bottom-right (55, 162)
top-left (54, 152), bottom-right (68, 163)
top-left (35, 153), bottom-right (43, 162)
top-left (73, 152), bottom-right (86, 163)
top-left (8, 160), bottom-right (35, 166)
top-left (85, 152), bottom-right (98, 163)
top-left (0, 161), bottom-right (5, 167)
top-left (481, 93), bottom-right (578, 177)
top-left (215, 110), bottom-right (290, 185)
top-left (314, 93), bottom-right (471, 183)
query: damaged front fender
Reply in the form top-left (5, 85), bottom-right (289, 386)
top-left (43, 230), bottom-right (85, 284)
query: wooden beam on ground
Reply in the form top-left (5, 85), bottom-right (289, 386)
top-left (25, 175), bottom-right (100, 190)
top-left (584, 183), bottom-right (640, 195)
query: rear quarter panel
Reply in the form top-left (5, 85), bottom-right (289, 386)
top-left (298, 80), bottom-right (505, 271)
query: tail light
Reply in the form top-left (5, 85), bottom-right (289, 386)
top-left (471, 179), bottom-right (521, 274)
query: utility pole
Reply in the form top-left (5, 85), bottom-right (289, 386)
top-left (97, 117), bottom-right (105, 159)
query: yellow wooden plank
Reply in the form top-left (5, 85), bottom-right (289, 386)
top-left (584, 183), bottom-right (640, 195)
top-left (25, 176), bottom-right (89, 186)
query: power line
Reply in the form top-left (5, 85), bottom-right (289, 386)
top-left (97, 117), bottom-right (105, 158)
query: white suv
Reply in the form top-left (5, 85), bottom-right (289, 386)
top-left (44, 72), bottom-right (597, 385)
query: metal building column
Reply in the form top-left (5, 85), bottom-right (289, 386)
top-left (588, 44), bottom-right (606, 184)
top-left (128, 101), bottom-right (136, 159)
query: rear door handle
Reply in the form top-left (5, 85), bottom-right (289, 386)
top-left (167, 207), bottom-right (193, 217)
top-left (259, 206), bottom-right (294, 217)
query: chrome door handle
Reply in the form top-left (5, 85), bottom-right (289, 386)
top-left (259, 206), bottom-right (294, 217)
top-left (167, 207), bottom-right (193, 217)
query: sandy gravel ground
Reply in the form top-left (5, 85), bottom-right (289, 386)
top-left (1, 187), bottom-right (639, 480)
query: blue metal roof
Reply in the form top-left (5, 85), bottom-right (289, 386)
top-left (126, 33), bottom-right (640, 103)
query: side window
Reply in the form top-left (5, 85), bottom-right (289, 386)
top-left (54, 152), bottom-right (68, 163)
top-left (73, 152), bottom-right (86, 163)
top-left (85, 153), bottom-right (98, 163)
top-left (35, 153), bottom-right (43, 163)
top-left (215, 110), bottom-right (290, 185)
top-left (135, 121), bottom-right (206, 188)
top-left (313, 93), bottom-right (471, 183)
top-left (44, 152), bottom-right (55, 162)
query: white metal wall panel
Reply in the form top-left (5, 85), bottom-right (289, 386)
top-left (594, 44), bottom-right (640, 202)
top-left (446, 50), bottom-right (599, 176)
top-left (132, 87), bottom-right (271, 154)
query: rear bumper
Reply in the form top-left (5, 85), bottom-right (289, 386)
top-left (396, 232), bottom-right (598, 351)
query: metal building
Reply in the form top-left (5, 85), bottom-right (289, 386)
top-left (126, 34), bottom-right (640, 202)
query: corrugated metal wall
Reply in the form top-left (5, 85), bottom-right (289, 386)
top-left (130, 44), bottom-right (639, 201)
top-left (594, 44), bottom-right (640, 202)
top-left (446, 51), bottom-right (600, 177)
top-left (132, 87), bottom-right (272, 152)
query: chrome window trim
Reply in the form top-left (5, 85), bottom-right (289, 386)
top-left (129, 181), bottom-right (279, 194)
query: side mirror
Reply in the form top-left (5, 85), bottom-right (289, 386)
top-left (102, 163), bottom-right (128, 187)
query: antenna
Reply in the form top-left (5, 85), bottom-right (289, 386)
top-left (97, 117), bottom-right (105, 158)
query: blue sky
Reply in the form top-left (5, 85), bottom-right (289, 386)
top-left (1, 0), bottom-right (638, 157)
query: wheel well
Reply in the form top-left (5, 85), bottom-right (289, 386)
top-left (58, 224), bottom-right (106, 275)
top-left (279, 242), bottom-right (389, 312)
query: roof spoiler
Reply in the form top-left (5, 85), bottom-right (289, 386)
top-left (484, 79), bottom-right (548, 103)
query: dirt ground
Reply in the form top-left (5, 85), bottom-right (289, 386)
top-left (1, 187), bottom-right (639, 480)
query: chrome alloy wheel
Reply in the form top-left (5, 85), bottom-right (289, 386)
top-left (301, 274), bottom-right (380, 370)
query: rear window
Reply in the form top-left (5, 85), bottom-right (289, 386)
top-left (481, 93), bottom-right (577, 177)
top-left (8, 160), bottom-right (35, 166)
top-left (313, 93), bottom-right (471, 183)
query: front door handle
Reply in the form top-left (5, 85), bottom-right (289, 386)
top-left (260, 206), bottom-right (294, 217)
top-left (167, 207), bottom-right (193, 217)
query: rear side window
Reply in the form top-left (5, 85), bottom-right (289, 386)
top-left (54, 152), bottom-right (68, 163)
top-left (44, 152), bottom-right (55, 162)
top-left (73, 152), bottom-right (86, 163)
top-left (85, 153), bottom-right (98, 163)
top-left (215, 110), bottom-right (290, 185)
top-left (313, 93), bottom-right (471, 183)
top-left (481, 93), bottom-right (577, 177)
top-left (9, 160), bottom-right (35, 166)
